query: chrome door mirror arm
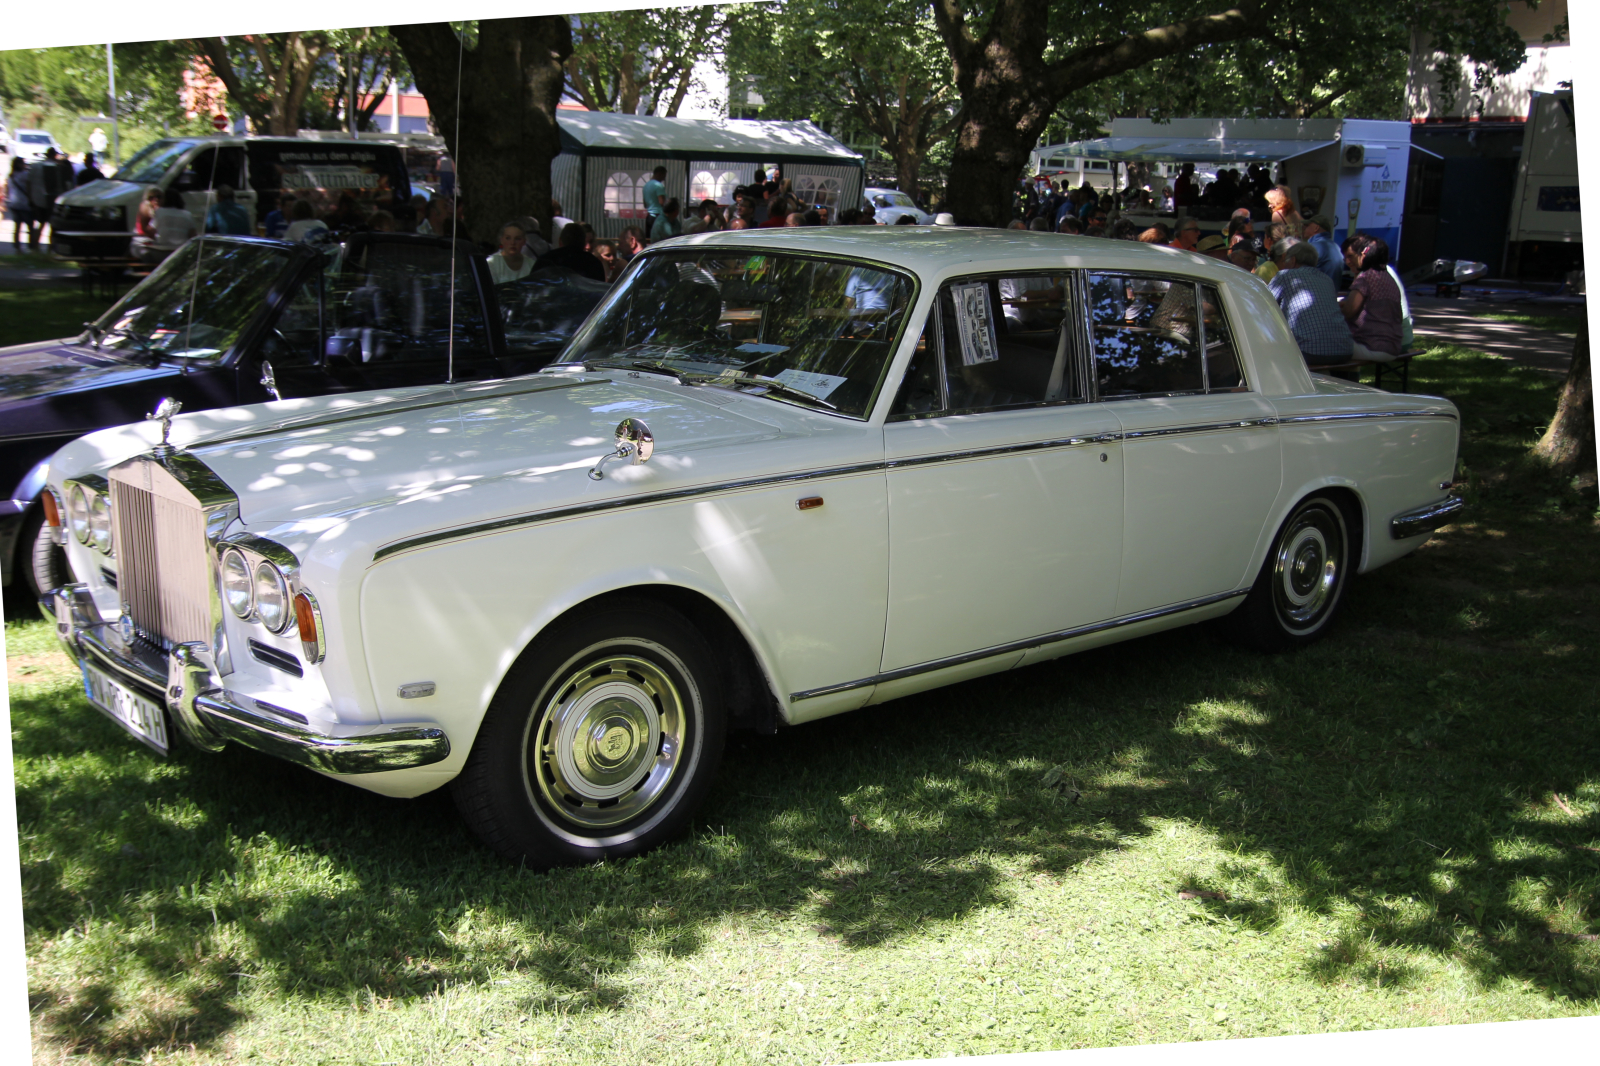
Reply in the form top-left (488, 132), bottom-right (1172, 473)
top-left (588, 417), bottom-right (654, 481)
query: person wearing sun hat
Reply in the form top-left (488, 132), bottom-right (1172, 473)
top-left (1195, 234), bottom-right (1229, 259)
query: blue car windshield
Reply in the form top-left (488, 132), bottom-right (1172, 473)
top-left (86, 239), bottom-right (295, 363)
top-left (113, 139), bottom-right (201, 184)
top-left (560, 249), bottom-right (915, 418)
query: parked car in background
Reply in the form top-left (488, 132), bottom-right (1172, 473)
top-left (40, 228), bottom-right (1461, 870)
top-left (49, 136), bottom-right (411, 263)
top-left (8, 129), bottom-right (63, 161)
top-left (0, 232), bottom-right (608, 598)
top-left (864, 187), bottom-right (933, 225)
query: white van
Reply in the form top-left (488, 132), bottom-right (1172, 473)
top-left (50, 136), bottom-right (412, 262)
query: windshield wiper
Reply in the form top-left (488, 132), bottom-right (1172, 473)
top-left (583, 359), bottom-right (703, 386)
top-left (716, 374), bottom-right (839, 411)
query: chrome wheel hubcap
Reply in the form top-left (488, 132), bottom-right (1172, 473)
top-left (530, 652), bottom-right (685, 830)
top-left (1272, 505), bottom-right (1344, 629)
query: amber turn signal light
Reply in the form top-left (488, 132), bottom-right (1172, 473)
top-left (41, 488), bottom-right (61, 527)
top-left (293, 591), bottom-right (325, 664)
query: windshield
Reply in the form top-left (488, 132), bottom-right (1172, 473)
top-left (86, 239), bottom-right (295, 362)
top-left (113, 139), bottom-right (200, 184)
top-left (20, 133), bottom-right (52, 145)
top-left (561, 249), bottom-right (915, 418)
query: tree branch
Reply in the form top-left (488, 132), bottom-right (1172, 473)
top-left (1044, 3), bottom-right (1275, 99)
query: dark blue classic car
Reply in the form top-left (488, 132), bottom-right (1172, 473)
top-left (0, 233), bottom-right (609, 599)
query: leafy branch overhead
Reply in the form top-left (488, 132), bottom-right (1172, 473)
top-left (565, 7), bottom-right (731, 117)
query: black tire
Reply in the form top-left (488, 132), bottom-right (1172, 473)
top-left (22, 504), bottom-right (67, 604)
top-left (1226, 495), bottom-right (1353, 652)
top-left (451, 597), bottom-right (727, 868)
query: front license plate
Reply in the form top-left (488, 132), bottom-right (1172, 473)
top-left (82, 663), bottom-right (169, 755)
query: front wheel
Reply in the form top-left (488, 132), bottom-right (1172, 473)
top-left (1226, 495), bottom-right (1352, 652)
top-left (451, 598), bottom-right (726, 868)
top-left (23, 504), bottom-right (68, 605)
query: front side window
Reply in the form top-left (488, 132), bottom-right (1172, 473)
top-left (113, 139), bottom-right (201, 184)
top-left (562, 250), bottom-right (915, 418)
top-left (1087, 273), bottom-right (1247, 398)
top-left (891, 273), bottom-right (1086, 418)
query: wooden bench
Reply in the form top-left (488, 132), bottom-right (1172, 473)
top-left (1314, 348), bottom-right (1424, 391)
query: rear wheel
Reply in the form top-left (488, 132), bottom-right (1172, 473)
top-left (1227, 495), bottom-right (1352, 652)
top-left (452, 598), bottom-right (726, 868)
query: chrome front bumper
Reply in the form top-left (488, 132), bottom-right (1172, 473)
top-left (1390, 495), bottom-right (1466, 540)
top-left (42, 585), bottom-right (450, 775)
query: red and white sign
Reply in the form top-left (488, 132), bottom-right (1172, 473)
top-left (211, 113), bottom-right (229, 132)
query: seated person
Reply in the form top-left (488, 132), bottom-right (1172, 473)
top-left (263, 193), bottom-right (294, 238)
top-left (283, 199), bottom-right (329, 243)
top-left (204, 184), bottom-right (252, 235)
top-left (998, 275), bottom-right (1062, 330)
top-left (1267, 239), bottom-right (1352, 366)
top-left (1340, 237), bottom-right (1404, 361)
top-left (488, 221), bottom-right (535, 284)
top-left (534, 222), bottom-right (606, 282)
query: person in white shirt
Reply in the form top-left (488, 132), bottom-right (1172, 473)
top-left (487, 222), bottom-right (535, 284)
top-left (283, 199), bottom-right (329, 243)
top-left (550, 199), bottom-right (575, 238)
top-left (131, 188), bottom-right (198, 263)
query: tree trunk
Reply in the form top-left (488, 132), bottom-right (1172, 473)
top-left (1533, 319), bottom-right (1597, 491)
top-left (392, 18), bottom-right (572, 244)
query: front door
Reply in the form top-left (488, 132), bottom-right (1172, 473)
top-left (882, 273), bottom-right (1124, 674)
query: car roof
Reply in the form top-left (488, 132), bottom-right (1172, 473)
top-left (653, 227), bottom-right (1243, 285)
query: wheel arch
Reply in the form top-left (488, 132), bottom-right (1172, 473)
top-left (1254, 477), bottom-right (1369, 580)
top-left (508, 583), bottom-right (784, 737)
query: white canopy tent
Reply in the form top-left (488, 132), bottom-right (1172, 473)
top-left (551, 112), bottom-right (865, 238)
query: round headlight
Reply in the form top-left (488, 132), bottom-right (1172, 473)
top-left (221, 549), bottom-right (253, 619)
top-left (88, 492), bottom-right (113, 553)
top-left (253, 560), bottom-right (290, 633)
top-left (68, 485), bottom-right (91, 544)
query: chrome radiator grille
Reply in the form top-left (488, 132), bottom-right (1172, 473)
top-left (108, 460), bottom-right (213, 648)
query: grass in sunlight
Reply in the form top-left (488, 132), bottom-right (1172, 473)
top-left (5, 342), bottom-right (1597, 1064)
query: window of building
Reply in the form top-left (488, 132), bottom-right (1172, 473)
top-left (793, 175), bottom-right (844, 212)
top-left (690, 170), bottom-right (742, 205)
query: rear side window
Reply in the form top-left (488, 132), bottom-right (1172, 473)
top-left (1086, 273), bottom-right (1247, 398)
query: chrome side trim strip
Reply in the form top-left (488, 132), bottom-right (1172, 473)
top-left (788, 588), bottom-right (1250, 702)
top-left (1122, 417), bottom-right (1277, 440)
top-left (1390, 495), bottom-right (1465, 540)
top-left (369, 410), bottom-right (1452, 563)
top-left (1278, 410), bottom-right (1458, 425)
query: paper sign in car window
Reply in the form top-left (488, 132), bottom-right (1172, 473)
top-left (772, 368), bottom-right (849, 400)
top-left (950, 282), bottom-right (998, 365)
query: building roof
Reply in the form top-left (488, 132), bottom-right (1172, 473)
top-left (556, 112), bottom-right (861, 164)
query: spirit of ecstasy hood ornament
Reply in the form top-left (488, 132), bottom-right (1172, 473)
top-left (148, 397), bottom-right (182, 454)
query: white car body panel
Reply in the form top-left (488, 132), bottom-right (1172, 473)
top-left (43, 229), bottom-right (1461, 802)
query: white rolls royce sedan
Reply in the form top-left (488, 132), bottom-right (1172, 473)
top-left (39, 229), bottom-right (1462, 867)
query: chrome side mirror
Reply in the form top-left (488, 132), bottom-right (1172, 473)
top-left (260, 359), bottom-right (282, 401)
top-left (588, 417), bottom-right (654, 481)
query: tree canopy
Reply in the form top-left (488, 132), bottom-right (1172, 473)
top-left (564, 8), bottom-right (730, 117)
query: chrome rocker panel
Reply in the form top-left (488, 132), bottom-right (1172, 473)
top-left (42, 585), bottom-right (450, 775)
top-left (1390, 495), bottom-right (1465, 540)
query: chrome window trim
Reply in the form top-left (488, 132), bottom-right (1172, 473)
top-left (1122, 417), bottom-right (1279, 440)
top-left (789, 587), bottom-right (1250, 702)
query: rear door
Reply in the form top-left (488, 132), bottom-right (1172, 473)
top-left (1083, 272), bottom-right (1281, 615)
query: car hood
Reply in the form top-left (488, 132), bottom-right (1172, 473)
top-left (0, 337), bottom-right (186, 406)
top-left (50, 371), bottom-right (871, 552)
top-left (59, 179), bottom-right (145, 206)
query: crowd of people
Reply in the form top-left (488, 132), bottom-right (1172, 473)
top-left (4, 148), bottom-right (109, 250)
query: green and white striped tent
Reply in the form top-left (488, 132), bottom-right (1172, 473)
top-left (552, 111), bottom-right (864, 238)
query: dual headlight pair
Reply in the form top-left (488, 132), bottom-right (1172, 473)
top-left (220, 549), bottom-right (292, 633)
top-left (66, 484), bottom-right (113, 555)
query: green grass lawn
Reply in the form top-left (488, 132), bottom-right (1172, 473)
top-left (1470, 311), bottom-right (1586, 335)
top-left (6, 343), bottom-right (1598, 1064)
top-left (0, 287), bottom-right (106, 348)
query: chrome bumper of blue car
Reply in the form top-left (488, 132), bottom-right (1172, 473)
top-left (41, 585), bottom-right (450, 775)
top-left (1390, 495), bottom-right (1465, 540)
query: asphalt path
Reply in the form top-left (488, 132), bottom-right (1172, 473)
top-left (1409, 294), bottom-right (1583, 376)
